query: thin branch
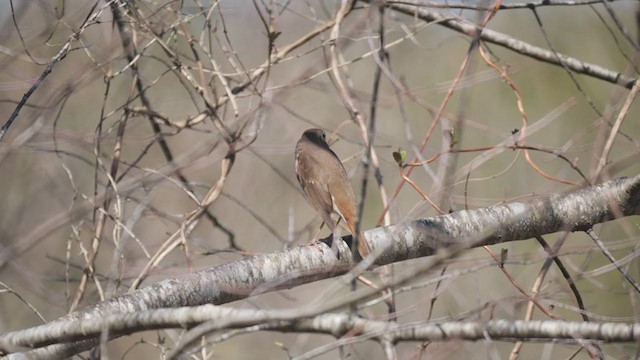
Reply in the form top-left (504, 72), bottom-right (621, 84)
top-left (375, 0), bottom-right (636, 88)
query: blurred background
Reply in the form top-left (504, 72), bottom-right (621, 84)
top-left (1, 0), bottom-right (640, 359)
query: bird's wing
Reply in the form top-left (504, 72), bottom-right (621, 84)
top-left (327, 165), bottom-right (357, 235)
top-left (296, 155), bottom-right (337, 229)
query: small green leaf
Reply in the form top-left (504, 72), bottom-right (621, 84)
top-left (392, 149), bottom-right (406, 165)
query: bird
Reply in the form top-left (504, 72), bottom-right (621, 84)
top-left (295, 128), bottom-right (367, 258)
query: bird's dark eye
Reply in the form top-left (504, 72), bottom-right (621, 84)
top-left (321, 132), bottom-right (326, 140)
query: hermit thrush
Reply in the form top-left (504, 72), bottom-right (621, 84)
top-left (295, 129), bottom-right (366, 257)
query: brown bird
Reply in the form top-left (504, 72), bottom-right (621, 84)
top-left (295, 129), bottom-right (366, 257)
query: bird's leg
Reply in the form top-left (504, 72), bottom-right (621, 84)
top-left (331, 226), bottom-right (342, 259)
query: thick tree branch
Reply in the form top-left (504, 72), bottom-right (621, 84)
top-left (2, 305), bottom-right (640, 358)
top-left (2, 175), bottom-right (640, 359)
